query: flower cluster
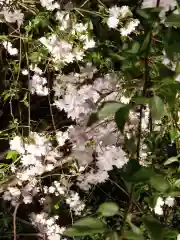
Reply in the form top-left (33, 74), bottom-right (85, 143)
top-left (2, 41), bottom-right (18, 56)
top-left (39, 18), bottom-right (95, 65)
top-left (107, 5), bottom-right (139, 36)
top-left (53, 70), bottom-right (118, 122)
top-left (153, 196), bottom-right (175, 215)
top-left (40, 0), bottom-right (60, 11)
top-left (141, 0), bottom-right (177, 19)
top-left (0, 6), bottom-right (24, 27)
top-left (31, 212), bottom-right (66, 240)
top-left (9, 132), bottom-right (54, 182)
top-left (66, 191), bottom-right (85, 215)
top-left (29, 65), bottom-right (48, 96)
top-left (77, 144), bottom-right (128, 191)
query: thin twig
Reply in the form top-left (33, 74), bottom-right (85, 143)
top-left (0, 233), bottom-right (44, 239)
top-left (137, 32), bottom-right (152, 160)
top-left (119, 185), bottom-right (134, 238)
top-left (23, 39), bottom-right (31, 135)
top-left (13, 203), bottom-right (20, 240)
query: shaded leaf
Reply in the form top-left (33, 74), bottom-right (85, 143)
top-left (6, 150), bottom-right (18, 161)
top-left (163, 228), bottom-right (178, 239)
top-left (143, 216), bottom-right (164, 240)
top-left (98, 202), bottom-right (119, 217)
top-left (150, 175), bottom-right (170, 192)
top-left (149, 96), bottom-right (165, 120)
top-left (127, 167), bottom-right (154, 183)
top-left (64, 217), bottom-right (105, 237)
top-left (124, 230), bottom-right (144, 240)
top-left (164, 157), bottom-right (179, 165)
top-left (106, 231), bottom-right (120, 240)
top-left (140, 31), bottom-right (151, 52)
top-left (98, 102), bottom-right (124, 120)
top-left (115, 104), bottom-right (130, 133)
top-left (128, 42), bottom-right (140, 54)
top-left (174, 179), bottom-right (180, 188)
top-left (165, 14), bottom-right (180, 27)
top-left (86, 112), bottom-right (99, 127)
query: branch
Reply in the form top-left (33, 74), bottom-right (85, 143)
top-left (119, 185), bottom-right (134, 237)
top-left (137, 30), bottom-right (153, 160)
top-left (13, 203), bottom-right (20, 240)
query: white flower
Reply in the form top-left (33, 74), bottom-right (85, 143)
top-left (8, 187), bottom-right (21, 197)
top-left (64, 52), bottom-right (74, 63)
top-left (154, 197), bottom-right (164, 215)
top-left (57, 186), bottom-right (65, 195)
top-left (56, 12), bottom-right (70, 30)
top-left (48, 234), bottom-right (61, 240)
top-left (3, 9), bottom-right (24, 26)
top-left (11, 163), bottom-right (16, 173)
top-left (48, 186), bottom-right (56, 194)
top-left (3, 191), bottom-right (12, 201)
top-left (40, 35), bottom-right (73, 63)
top-left (177, 234), bottom-right (180, 240)
top-left (162, 57), bottom-right (170, 65)
top-left (21, 154), bottom-right (37, 166)
top-left (30, 74), bottom-right (48, 96)
top-left (23, 195), bottom-right (33, 204)
top-left (40, 0), bottom-right (60, 10)
top-left (22, 69), bottom-right (29, 75)
top-left (107, 16), bottom-right (119, 28)
top-left (119, 6), bottom-right (132, 18)
top-left (44, 186), bottom-right (49, 194)
top-left (165, 196), bottom-right (175, 207)
top-left (121, 96), bottom-right (130, 104)
top-left (46, 217), bottom-right (55, 226)
top-left (120, 19), bottom-right (140, 36)
top-left (66, 191), bottom-right (85, 215)
top-left (83, 39), bottom-right (95, 50)
top-left (176, 75), bottom-right (180, 82)
top-left (109, 5), bottom-right (121, 18)
top-left (10, 136), bottom-right (25, 154)
top-left (96, 145), bottom-right (128, 171)
top-left (73, 23), bottom-right (88, 33)
top-left (2, 41), bottom-right (18, 56)
top-left (56, 131), bottom-right (69, 146)
top-left (9, 47), bottom-right (18, 55)
top-left (46, 164), bottom-right (55, 171)
top-left (30, 65), bottom-right (43, 75)
top-left (74, 50), bottom-right (85, 61)
top-left (141, 0), bottom-right (177, 11)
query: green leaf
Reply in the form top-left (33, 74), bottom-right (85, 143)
top-left (127, 167), bottom-right (154, 183)
top-left (98, 102), bottom-right (124, 120)
top-left (115, 104), bottom-right (130, 133)
top-left (174, 179), bottom-right (180, 188)
top-left (136, 9), bottom-right (151, 19)
top-left (6, 150), bottom-right (18, 161)
top-left (140, 31), bottom-right (151, 52)
top-left (143, 216), bottom-right (164, 240)
top-left (97, 202), bottom-right (119, 217)
top-left (86, 112), bottom-right (99, 127)
top-left (165, 14), bottom-right (180, 27)
top-left (149, 96), bottom-right (165, 120)
top-left (64, 217), bottom-right (105, 237)
top-left (163, 228), bottom-right (178, 239)
top-left (164, 156), bottom-right (179, 165)
top-left (128, 42), bottom-right (140, 54)
top-left (164, 191), bottom-right (180, 197)
top-left (170, 127), bottom-right (179, 141)
top-left (150, 175), bottom-right (170, 192)
top-left (106, 231), bottom-right (120, 240)
top-left (133, 97), bottom-right (150, 105)
top-left (124, 230), bottom-right (144, 240)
